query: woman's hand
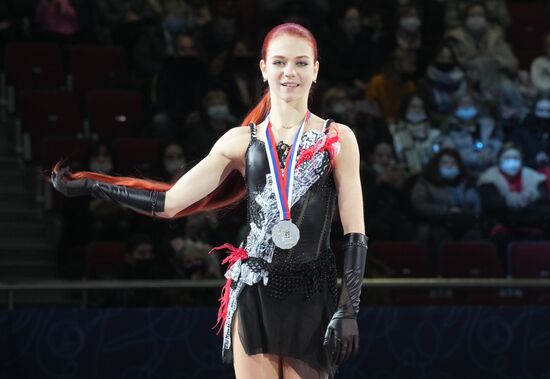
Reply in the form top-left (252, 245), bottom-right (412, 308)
top-left (51, 167), bottom-right (95, 197)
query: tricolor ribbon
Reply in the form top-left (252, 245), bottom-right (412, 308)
top-left (264, 111), bottom-right (310, 221)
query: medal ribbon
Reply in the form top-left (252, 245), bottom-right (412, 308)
top-left (264, 111), bottom-right (310, 221)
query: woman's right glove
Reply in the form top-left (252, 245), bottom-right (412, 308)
top-left (51, 166), bottom-right (166, 216)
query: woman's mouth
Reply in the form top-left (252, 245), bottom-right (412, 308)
top-left (282, 82), bottom-right (299, 87)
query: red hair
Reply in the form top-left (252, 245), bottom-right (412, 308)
top-left (51, 23), bottom-right (319, 219)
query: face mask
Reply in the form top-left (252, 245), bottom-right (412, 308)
top-left (406, 111), bottom-right (427, 124)
top-left (400, 17), bottom-right (421, 32)
top-left (435, 62), bottom-right (454, 72)
top-left (534, 99), bottom-right (550, 119)
top-left (164, 16), bottom-right (186, 35)
top-left (90, 160), bottom-right (113, 174)
top-left (331, 102), bottom-right (346, 115)
top-left (500, 158), bottom-right (521, 176)
top-left (440, 166), bottom-right (459, 180)
top-left (164, 158), bottom-right (185, 174)
top-left (466, 16), bottom-right (487, 33)
top-left (207, 104), bottom-right (229, 121)
top-left (372, 163), bottom-right (386, 174)
top-left (455, 106), bottom-right (477, 121)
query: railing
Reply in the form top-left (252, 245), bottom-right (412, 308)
top-left (1, 278), bottom-right (549, 311)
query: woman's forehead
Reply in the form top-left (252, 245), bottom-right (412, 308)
top-left (266, 35), bottom-right (314, 59)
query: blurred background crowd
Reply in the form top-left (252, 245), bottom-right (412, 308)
top-left (1, 0), bottom-right (549, 306)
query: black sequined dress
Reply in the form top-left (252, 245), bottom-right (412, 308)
top-left (220, 120), bottom-right (339, 377)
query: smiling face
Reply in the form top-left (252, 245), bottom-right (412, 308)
top-left (260, 34), bottom-right (319, 104)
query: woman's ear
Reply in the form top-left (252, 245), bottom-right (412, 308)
top-left (259, 59), bottom-right (266, 81)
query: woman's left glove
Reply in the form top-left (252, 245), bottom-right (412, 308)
top-left (51, 166), bottom-right (166, 216)
top-left (323, 232), bottom-right (368, 366)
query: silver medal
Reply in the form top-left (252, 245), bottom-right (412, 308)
top-left (271, 220), bottom-right (300, 249)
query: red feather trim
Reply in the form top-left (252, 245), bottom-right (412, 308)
top-left (296, 128), bottom-right (340, 168)
top-left (208, 243), bottom-right (249, 335)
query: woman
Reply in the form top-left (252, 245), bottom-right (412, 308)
top-left (411, 148), bottom-right (481, 259)
top-left (392, 93), bottom-right (441, 174)
top-left (478, 143), bottom-right (550, 268)
top-left (440, 91), bottom-right (501, 176)
top-left (50, 23), bottom-right (367, 379)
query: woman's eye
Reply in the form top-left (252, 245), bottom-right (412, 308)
top-left (297, 61), bottom-right (308, 66)
top-left (273, 60), bottom-right (284, 65)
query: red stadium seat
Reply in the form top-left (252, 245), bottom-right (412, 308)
top-left (19, 90), bottom-right (82, 161)
top-left (440, 241), bottom-right (504, 278)
top-left (507, 2), bottom-right (550, 52)
top-left (40, 137), bottom-right (90, 170)
top-left (369, 241), bottom-right (434, 277)
top-left (509, 242), bottom-right (550, 278)
top-left (71, 45), bottom-right (128, 99)
top-left (111, 137), bottom-right (161, 175)
top-left (87, 89), bottom-right (143, 140)
top-left (5, 42), bottom-right (65, 90)
top-left (5, 42), bottom-right (65, 112)
top-left (85, 241), bottom-right (127, 279)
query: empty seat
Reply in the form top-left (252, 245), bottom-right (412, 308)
top-left (440, 241), bottom-right (504, 278)
top-left (509, 242), bottom-right (550, 278)
top-left (71, 45), bottom-right (128, 99)
top-left (111, 137), bottom-right (161, 175)
top-left (41, 136), bottom-right (90, 170)
top-left (87, 89), bottom-right (143, 140)
top-left (85, 241), bottom-right (127, 279)
top-left (20, 90), bottom-right (82, 161)
top-left (369, 241), bottom-right (434, 277)
top-left (5, 42), bottom-right (65, 91)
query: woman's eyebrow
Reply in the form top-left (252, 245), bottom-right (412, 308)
top-left (271, 55), bottom-right (311, 59)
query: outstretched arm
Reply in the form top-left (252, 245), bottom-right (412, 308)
top-left (52, 126), bottom-right (250, 218)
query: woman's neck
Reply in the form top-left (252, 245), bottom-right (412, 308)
top-left (268, 95), bottom-right (309, 131)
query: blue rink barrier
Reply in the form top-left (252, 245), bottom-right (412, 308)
top-left (0, 306), bottom-right (549, 379)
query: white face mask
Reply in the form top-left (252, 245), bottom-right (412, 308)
top-left (500, 158), bottom-right (521, 176)
top-left (90, 160), bottom-right (113, 173)
top-left (534, 99), bottom-right (550, 119)
top-left (406, 111), bottom-right (427, 124)
top-left (400, 17), bottom-right (421, 32)
top-left (466, 16), bottom-right (487, 32)
top-left (207, 104), bottom-right (229, 121)
top-left (164, 158), bottom-right (185, 174)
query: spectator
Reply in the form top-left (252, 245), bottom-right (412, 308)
top-left (511, 97), bottom-right (550, 168)
top-left (97, 0), bottom-right (162, 56)
top-left (478, 143), bottom-right (550, 268)
top-left (132, 2), bottom-right (190, 82)
top-left (323, 5), bottom-right (373, 88)
top-left (463, 56), bottom-right (527, 130)
top-left (531, 32), bottom-right (550, 95)
top-left (216, 40), bottom-right (261, 119)
top-left (194, 8), bottom-right (239, 61)
top-left (445, 1), bottom-right (517, 75)
top-left (160, 142), bottom-right (186, 182)
top-left (34, 0), bottom-right (79, 43)
top-left (365, 48), bottom-right (417, 124)
top-left (418, 43), bottom-right (467, 119)
top-left (151, 33), bottom-right (209, 139)
top-left (444, 0), bottom-right (510, 29)
top-left (181, 89), bottom-right (237, 160)
top-left (395, 5), bottom-right (422, 52)
top-left (363, 141), bottom-right (415, 241)
top-left (440, 91), bottom-right (502, 175)
top-left (411, 148), bottom-right (482, 259)
top-left (393, 93), bottom-right (442, 174)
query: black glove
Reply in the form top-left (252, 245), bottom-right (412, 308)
top-left (51, 166), bottom-right (166, 216)
top-left (323, 232), bottom-right (368, 366)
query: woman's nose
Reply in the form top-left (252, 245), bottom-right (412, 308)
top-left (283, 63), bottom-right (296, 77)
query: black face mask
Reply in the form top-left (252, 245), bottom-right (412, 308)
top-left (435, 62), bottom-right (455, 72)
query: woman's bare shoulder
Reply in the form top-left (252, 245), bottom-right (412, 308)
top-left (212, 125), bottom-right (252, 161)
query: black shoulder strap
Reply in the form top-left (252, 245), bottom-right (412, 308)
top-left (249, 122), bottom-right (257, 140)
top-left (323, 119), bottom-right (334, 134)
